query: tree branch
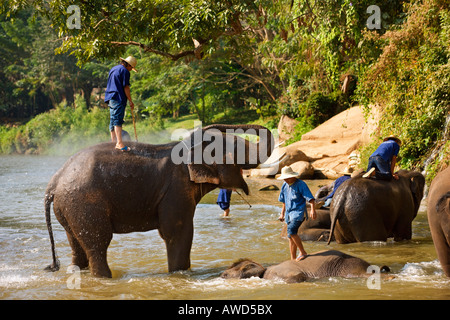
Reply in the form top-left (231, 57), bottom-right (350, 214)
top-left (109, 41), bottom-right (195, 61)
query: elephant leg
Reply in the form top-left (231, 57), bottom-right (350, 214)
top-left (54, 207), bottom-right (89, 269)
top-left (431, 227), bottom-right (450, 277)
top-left (85, 238), bottom-right (112, 278)
top-left (352, 217), bottom-right (387, 242)
top-left (66, 230), bottom-right (89, 269)
top-left (66, 206), bottom-right (113, 278)
top-left (393, 223), bottom-right (412, 242)
top-left (158, 202), bottom-right (195, 272)
top-left (334, 220), bottom-right (356, 244)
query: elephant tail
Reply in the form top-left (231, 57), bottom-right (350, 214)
top-left (44, 193), bottom-right (60, 272)
top-left (327, 215), bottom-right (337, 245)
top-left (327, 196), bottom-right (345, 245)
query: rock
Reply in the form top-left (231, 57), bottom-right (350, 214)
top-left (251, 105), bottom-right (378, 179)
top-left (250, 143), bottom-right (310, 177)
top-left (259, 184), bottom-right (279, 191)
top-left (289, 161), bottom-right (314, 179)
top-left (278, 115), bottom-right (299, 142)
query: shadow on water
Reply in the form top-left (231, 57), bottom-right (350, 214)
top-left (0, 155), bottom-right (449, 300)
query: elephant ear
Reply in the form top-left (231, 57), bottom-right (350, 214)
top-left (410, 173), bottom-right (425, 197)
top-left (187, 163), bottom-right (220, 185)
top-left (409, 173), bottom-right (425, 214)
top-left (436, 192), bottom-right (450, 215)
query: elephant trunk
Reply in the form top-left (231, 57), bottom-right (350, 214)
top-left (203, 124), bottom-right (275, 169)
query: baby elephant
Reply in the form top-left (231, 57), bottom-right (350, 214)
top-left (221, 250), bottom-right (389, 283)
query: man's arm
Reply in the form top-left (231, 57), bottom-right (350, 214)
top-left (124, 85), bottom-right (134, 109)
top-left (309, 199), bottom-right (317, 220)
top-left (391, 155), bottom-right (399, 180)
top-left (278, 203), bottom-right (286, 221)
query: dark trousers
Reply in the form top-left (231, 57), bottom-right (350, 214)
top-left (367, 155), bottom-right (392, 180)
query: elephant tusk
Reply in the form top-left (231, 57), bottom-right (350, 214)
top-left (256, 153), bottom-right (287, 169)
top-left (274, 140), bottom-right (285, 149)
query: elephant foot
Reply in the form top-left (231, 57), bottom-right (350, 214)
top-left (90, 264), bottom-right (112, 278)
top-left (71, 255), bottom-right (89, 270)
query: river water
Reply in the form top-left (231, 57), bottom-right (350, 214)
top-left (0, 155), bottom-right (448, 300)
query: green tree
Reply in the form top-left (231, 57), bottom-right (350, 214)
top-left (0, 9), bottom-right (110, 119)
top-left (357, 0), bottom-right (450, 173)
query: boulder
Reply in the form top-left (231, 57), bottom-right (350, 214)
top-left (250, 105), bottom-right (378, 179)
top-left (278, 115), bottom-right (299, 142)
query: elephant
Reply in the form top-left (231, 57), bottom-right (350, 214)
top-left (44, 124), bottom-right (274, 278)
top-left (327, 170), bottom-right (425, 244)
top-left (280, 208), bottom-right (332, 241)
top-left (221, 250), bottom-right (389, 283)
top-left (427, 166), bottom-right (450, 277)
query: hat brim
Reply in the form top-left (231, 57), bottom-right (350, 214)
top-left (120, 57), bottom-right (138, 72)
top-left (383, 136), bottom-right (401, 145)
top-left (277, 172), bottom-right (300, 180)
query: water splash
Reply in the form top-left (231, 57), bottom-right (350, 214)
top-left (397, 260), bottom-right (450, 286)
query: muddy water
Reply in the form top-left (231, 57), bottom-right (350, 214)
top-left (0, 155), bottom-right (448, 300)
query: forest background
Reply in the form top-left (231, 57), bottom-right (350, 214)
top-left (0, 0), bottom-right (449, 181)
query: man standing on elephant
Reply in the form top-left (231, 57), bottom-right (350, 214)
top-left (363, 135), bottom-right (401, 180)
top-left (105, 56), bottom-right (137, 152)
top-left (277, 166), bottom-right (317, 261)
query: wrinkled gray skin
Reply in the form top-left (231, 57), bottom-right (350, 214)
top-left (221, 250), bottom-right (382, 283)
top-left (427, 166), bottom-right (450, 277)
top-left (44, 124), bottom-right (274, 278)
top-left (328, 170), bottom-right (425, 244)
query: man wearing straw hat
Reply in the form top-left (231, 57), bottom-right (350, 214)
top-left (363, 135), bottom-right (402, 180)
top-left (105, 56), bottom-right (138, 151)
top-left (277, 166), bottom-right (317, 261)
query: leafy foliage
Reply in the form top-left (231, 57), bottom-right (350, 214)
top-left (1, 0), bottom-right (449, 178)
top-left (357, 0), bottom-right (450, 173)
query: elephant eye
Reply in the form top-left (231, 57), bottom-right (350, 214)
top-left (242, 264), bottom-right (256, 272)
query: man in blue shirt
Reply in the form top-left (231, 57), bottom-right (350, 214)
top-left (321, 170), bottom-right (352, 207)
top-left (363, 135), bottom-right (401, 180)
top-left (105, 56), bottom-right (137, 151)
top-left (278, 166), bottom-right (317, 261)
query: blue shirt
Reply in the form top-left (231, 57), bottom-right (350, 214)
top-left (278, 179), bottom-right (314, 221)
top-left (104, 65), bottom-right (130, 103)
top-left (325, 175), bottom-right (351, 200)
top-left (370, 140), bottom-right (400, 163)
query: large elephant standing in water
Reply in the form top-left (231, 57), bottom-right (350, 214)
top-left (328, 170), bottom-right (425, 244)
top-left (427, 166), bottom-right (450, 277)
top-left (44, 124), bottom-right (274, 278)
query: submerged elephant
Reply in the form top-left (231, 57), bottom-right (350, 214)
top-left (328, 170), bottom-right (425, 244)
top-left (44, 124), bottom-right (274, 277)
top-left (221, 250), bottom-right (389, 283)
top-left (427, 166), bottom-right (450, 277)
